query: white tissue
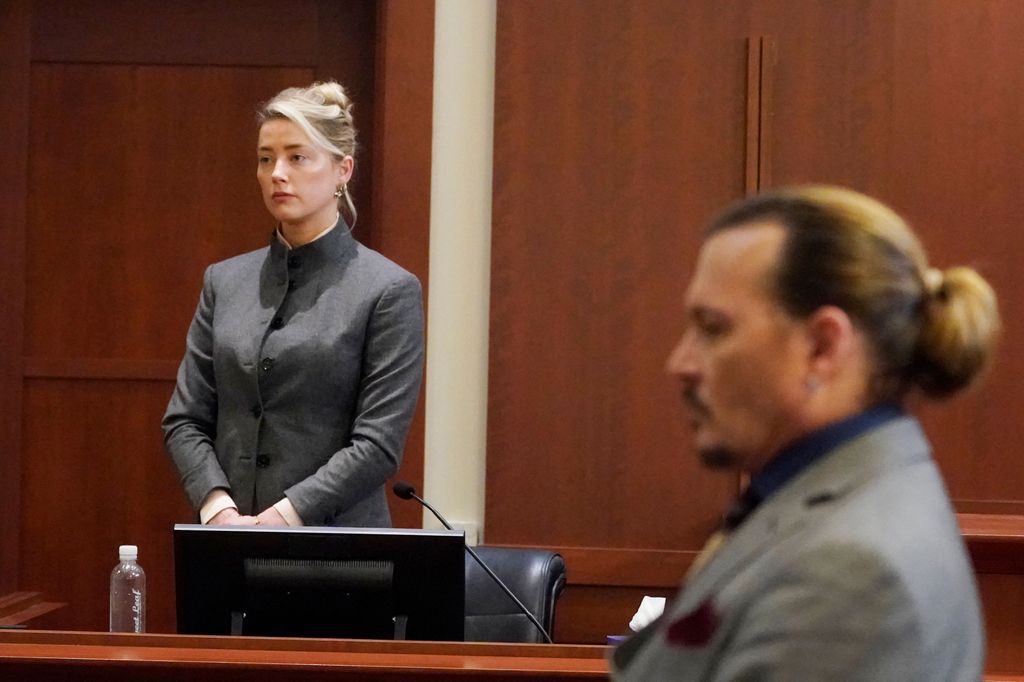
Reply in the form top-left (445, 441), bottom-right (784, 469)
top-left (628, 595), bottom-right (666, 632)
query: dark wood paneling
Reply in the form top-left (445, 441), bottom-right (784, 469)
top-left (749, 0), bottom-right (899, 193)
top-left (20, 379), bottom-right (192, 633)
top-left (33, 0), bottom-right (388, 253)
top-left (0, 0), bottom-right (31, 595)
top-left (888, 1), bottom-right (1024, 505)
top-left (492, 0), bottom-right (1024, 666)
top-left (556, 584), bottom-right (675, 645)
top-left (26, 64), bottom-right (309, 361)
top-left (745, 36), bottom-right (777, 194)
top-left (489, 0), bottom-right (747, 552)
top-left (23, 359), bottom-right (179, 381)
top-left (979, 573), bottom-right (1024, 674)
top-left (372, 0), bottom-right (436, 529)
top-left (0, 592), bottom-right (65, 626)
top-left (963, 513), bottom-right (1024, 574)
top-left (551, 546), bottom-right (692, 588)
top-left (958, 500), bottom-right (1024, 516)
top-left (32, 0), bottom-right (319, 66)
top-left (492, 0), bottom-right (1024, 545)
top-left (315, 0), bottom-right (379, 247)
top-left (756, 0), bottom-right (1024, 506)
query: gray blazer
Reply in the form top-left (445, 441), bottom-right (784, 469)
top-left (612, 417), bottom-right (984, 681)
top-left (162, 224), bottom-right (424, 527)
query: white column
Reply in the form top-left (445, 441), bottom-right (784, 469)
top-left (422, 0), bottom-right (496, 545)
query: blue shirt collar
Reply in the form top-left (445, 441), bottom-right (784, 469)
top-left (744, 403), bottom-right (904, 512)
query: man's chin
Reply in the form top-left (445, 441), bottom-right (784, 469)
top-left (697, 445), bottom-right (739, 470)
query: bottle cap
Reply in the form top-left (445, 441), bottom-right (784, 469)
top-left (118, 545), bottom-right (138, 561)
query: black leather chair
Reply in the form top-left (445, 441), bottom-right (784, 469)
top-left (464, 546), bottom-right (566, 643)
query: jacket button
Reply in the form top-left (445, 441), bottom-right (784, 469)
top-left (260, 357), bottom-right (275, 372)
top-left (251, 405), bottom-right (262, 418)
top-left (270, 316), bottom-right (284, 330)
top-left (287, 256), bottom-right (300, 269)
top-left (256, 454), bottom-right (271, 468)
top-left (288, 280), bottom-right (298, 291)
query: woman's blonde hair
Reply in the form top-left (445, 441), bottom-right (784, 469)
top-left (709, 185), bottom-right (1000, 401)
top-left (257, 81), bottom-right (358, 226)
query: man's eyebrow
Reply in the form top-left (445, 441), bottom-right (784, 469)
top-left (687, 304), bottom-right (729, 323)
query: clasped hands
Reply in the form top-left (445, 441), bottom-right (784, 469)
top-left (209, 506), bottom-right (288, 527)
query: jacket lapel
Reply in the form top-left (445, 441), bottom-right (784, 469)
top-left (672, 416), bottom-right (932, 615)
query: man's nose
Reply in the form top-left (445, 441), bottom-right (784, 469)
top-left (665, 330), bottom-right (699, 379)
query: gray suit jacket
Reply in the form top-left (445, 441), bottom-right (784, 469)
top-left (162, 224), bottom-right (424, 527)
top-left (612, 417), bottom-right (984, 681)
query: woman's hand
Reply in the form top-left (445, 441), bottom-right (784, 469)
top-left (208, 507), bottom-right (259, 526)
top-left (255, 506), bottom-right (289, 527)
top-left (254, 503), bottom-right (290, 524)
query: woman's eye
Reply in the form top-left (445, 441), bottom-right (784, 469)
top-left (258, 157), bottom-right (271, 164)
top-left (292, 154), bottom-right (307, 162)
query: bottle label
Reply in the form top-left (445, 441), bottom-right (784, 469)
top-left (131, 588), bottom-right (143, 632)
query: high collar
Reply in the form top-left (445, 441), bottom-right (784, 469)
top-left (267, 217), bottom-right (357, 272)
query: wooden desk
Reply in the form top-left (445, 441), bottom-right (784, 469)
top-left (0, 630), bottom-right (609, 681)
top-left (0, 593), bottom-right (65, 627)
top-left (1, 630), bottom-right (1020, 681)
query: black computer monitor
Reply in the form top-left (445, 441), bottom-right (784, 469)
top-left (173, 524), bottom-right (465, 641)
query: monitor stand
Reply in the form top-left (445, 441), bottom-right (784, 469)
top-left (231, 611), bottom-right (244, 636)
top-left (393, 614), bottom-right (408, 640)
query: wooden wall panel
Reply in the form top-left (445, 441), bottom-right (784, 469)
top-left (489, 0), bottom-right (749, 552)
top-left (491, 0), bottom-right (1024, 660)
top-left (20, 380), bottom-right (191, 633)
top-left (886, 1), bottom-right (1024, 507)
top-left (25, 64), bottom-right (308, 361)
top-left (371, 0), bottom-right (436, 529)
top-left (31, 0), bottom-right (320, 66)
top-left (0, 0), bottom-right (31, 594)
top-left (315, 0), bottom-right (380, 247)
top-left (555, 585), bottom-right (674, 645)
top-left (756, 0), bottom-right (1024, 509)
top-left (978, 573), bottom-right (1024, 674)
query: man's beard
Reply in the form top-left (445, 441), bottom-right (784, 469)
top-left (683, 385), bottom-right (737, 469)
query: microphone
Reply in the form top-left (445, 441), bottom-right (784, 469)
top-left (392, 480), bottom-right (554, 644)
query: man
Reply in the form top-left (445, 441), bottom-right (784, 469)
top-left (612, 186), bottom-right (999, 680)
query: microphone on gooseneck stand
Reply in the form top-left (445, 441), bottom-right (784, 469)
top-left (392, 481), bottom-right (554, 644)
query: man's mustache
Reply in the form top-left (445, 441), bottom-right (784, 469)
top-left (682, 384), bottom-right (710, 419)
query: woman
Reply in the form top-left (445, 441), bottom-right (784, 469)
top-left (163, 81), bottom-right (424, 528)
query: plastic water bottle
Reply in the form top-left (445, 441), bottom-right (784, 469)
top-left (109, 544), bottom-right (146, 633)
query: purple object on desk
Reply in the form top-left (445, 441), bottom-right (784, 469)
top-left (607, 634), bottom-right (629, 645)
